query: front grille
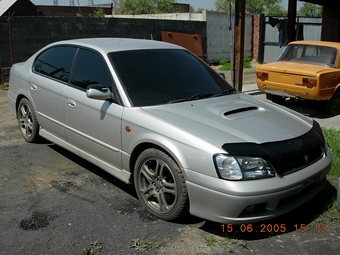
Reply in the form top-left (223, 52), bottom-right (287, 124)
top-left (270, 145), bottom-right (323, 176)
top-left (222, 121), bottom-right (325, 177)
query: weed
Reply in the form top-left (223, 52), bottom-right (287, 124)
top-left (130, 239), bottom-right (153, 252)
top-left (0, 83), bottom-right (8, 91)
top-left (83, 240), bottom-right (102, 255)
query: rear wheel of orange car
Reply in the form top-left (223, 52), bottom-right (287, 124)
top-left (325, 90), bottom-right (340, 116)
top-left (134, 148), bottom-right (189, 221)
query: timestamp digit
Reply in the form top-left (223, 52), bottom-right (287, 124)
top-left (315, 223), bottom-right (327, 233)
top-left (221, 224), bottom-right (233, 233)
top-left (295, 224), bottom-right (306, 233)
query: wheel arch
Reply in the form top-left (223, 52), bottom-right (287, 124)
top-left (15, 94), bottom-right (30, 118)
top-left (129, 142), bottom-right (184, 183)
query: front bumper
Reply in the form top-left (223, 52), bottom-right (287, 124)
top-left (184, 148), bottom-right (332, 224)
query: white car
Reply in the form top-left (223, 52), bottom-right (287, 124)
top-left (7, 38), bottom-right (332, 223)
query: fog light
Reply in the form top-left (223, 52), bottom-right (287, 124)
top-left (246, 205), bottom-right (256, 213)
top-left (241, 203), bottom-right (267, 215)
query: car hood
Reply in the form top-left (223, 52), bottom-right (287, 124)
top-left (257, 61), bottom-right (331, 77)
top-left (141, 93), bottom-right (313, 146)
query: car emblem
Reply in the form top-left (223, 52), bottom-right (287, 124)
top-left (303, 155), bottom-right (309, 163)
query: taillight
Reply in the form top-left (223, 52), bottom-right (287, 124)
top-left (302, 78), bottom-right (317, 88)
top-left (256, 72), bottom-right (269, 81)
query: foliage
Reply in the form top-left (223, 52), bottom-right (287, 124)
top-left (0, 83), bottom-right (8, 90)
top-left (116, 0), bottom-right (175, 15)
top-left (83, 240), bottom-right (102, 255)
top-left (297, 3), bottom-right (323, 17)
top-left (243, 57), bottom-right (252, 68)
top-left (215, 0), bottom-right (286, 16)
top-left (219, 58), bottom-right (252, 71)
top-left (323, 128), bottom-right (340, 176)
top-left (93, 8), bottom-right (105, 18)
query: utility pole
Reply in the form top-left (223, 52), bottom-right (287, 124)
top-left (233, 0), bottom-right (246, 92)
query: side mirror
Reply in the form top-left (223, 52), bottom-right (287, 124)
top-left (218, 72), bottom-right (226, 79)
top-left (86, 85), bottom-right (113, 100)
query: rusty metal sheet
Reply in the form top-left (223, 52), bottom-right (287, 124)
top-left (161, 31), bottom-right (204, 59)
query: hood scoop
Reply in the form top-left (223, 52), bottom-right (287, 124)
top-left (222, 106), bottom-right (265, 120)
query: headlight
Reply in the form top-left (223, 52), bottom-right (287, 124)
top-left (214, 154), bottom-right (275, 180)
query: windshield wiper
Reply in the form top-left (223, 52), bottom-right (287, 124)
top-left (168, 93), bottom-right (214, 104)
top-left (210, 88), bottom-right (236, 98)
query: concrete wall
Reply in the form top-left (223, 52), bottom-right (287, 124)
top-left (108, 11), bottom-right (254, 63)
top-left (205, 11), bottom-right (253, 63)
top-left (0, 16), bottom-right (206, 68)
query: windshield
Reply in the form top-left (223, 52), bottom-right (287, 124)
top-left (108, 49), bottom-right (233, 106)
top-left (278, 44), bottom-right (337, 67)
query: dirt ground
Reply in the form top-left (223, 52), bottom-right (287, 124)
top-left (1, 88), bottom-right (340, 255)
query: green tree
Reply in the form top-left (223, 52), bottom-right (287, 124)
top-left (93, 8), bottom-right (105, 18)
top-left (266, 3), bottom-right (287, 16)
top-left (215, 0), bottom-right (285, 15)
top-left (116, 0), bottom-right (175, 15)
top-left (297, 3), bottom-right (322, 17)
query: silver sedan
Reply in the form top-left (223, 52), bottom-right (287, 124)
top-left (7, 38), bottom-right (332, 223)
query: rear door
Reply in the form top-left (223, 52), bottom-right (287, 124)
top-left (64, 47), bottom-right (123, 172)
top-left (29, 46), bottom-right (77, 140)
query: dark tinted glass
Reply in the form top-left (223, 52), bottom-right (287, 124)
top-left (108, 49), bottom-right (232, 106)
top-left (33, 48), bottom-right (52, 73)
top-left (33, 46), bottom-right (76, 82)
top-left (70, 48), bottom-right (113, 90)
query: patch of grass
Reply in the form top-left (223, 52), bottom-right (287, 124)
top-left (205, 236), bottom-right (218, 247)
top-left (243, 57), bottom-right (252, 68)
top-left (130, 237), bottom-right (168, 252)
top-left (219, 59), bottom-right (231, 71)
top-left (219, 58), bottom-right (252, 71)
top-left (0, 83), bottom-right (8, 90)
top-left (323, 128), bottom-right (340, 176)
top-left (83, 240), bottom-right (102, 255)
top-left (312, 128), bottom-right (340, 227)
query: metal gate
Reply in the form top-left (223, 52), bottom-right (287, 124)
top-left (259, 15), bottom-right (322, 63)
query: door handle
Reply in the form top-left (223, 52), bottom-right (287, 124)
top-left (30, 84), bottom-right (37, 91)
top-left (67, 99), bottom-right (76, 108)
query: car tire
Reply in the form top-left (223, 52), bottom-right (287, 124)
top-left (271, 95), bottom-right (285, 105)
top-left (325, 89), bottom-right (340, 116)
top-left (17, 98), bottom-right (40, 143)
top-left (134, 148), bottom-right (189, 221)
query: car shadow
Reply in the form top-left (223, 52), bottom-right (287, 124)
top-left (48, 144), bottom-right (138, 198)
top-left (199, 180), bottom-right (337, 240)
top-left (283, 99), bottom-right (332, 119)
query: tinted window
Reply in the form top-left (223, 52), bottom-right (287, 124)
top-left (70, 48), bottom-right (113, 90)
top-left (108, 49), bottom-right (232, 106)
top-left (33, 46), bottom-right (76, 82)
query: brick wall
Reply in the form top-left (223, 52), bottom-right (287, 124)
top-left (0, 16), bottom-right (206, 68)
top-left (252, 15), bottom-right (260, 61)
top-left (321, 6), bottom-right (340, 42)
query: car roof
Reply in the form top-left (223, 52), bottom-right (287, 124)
top-left (289, 40), bottom-right (340, 48)
top-left (46, 37), bottom-right (184, 54)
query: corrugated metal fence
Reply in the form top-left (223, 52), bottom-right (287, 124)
top-left (259, 16), bottom-right (322, 63)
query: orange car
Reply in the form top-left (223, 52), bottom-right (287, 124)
top-left (256, 41), bottom-right (340, 115)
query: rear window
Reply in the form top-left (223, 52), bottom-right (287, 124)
top-left (33, 46), bottom-right (77, 82)
top-left (279, 44), bottom-right (337, 67)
